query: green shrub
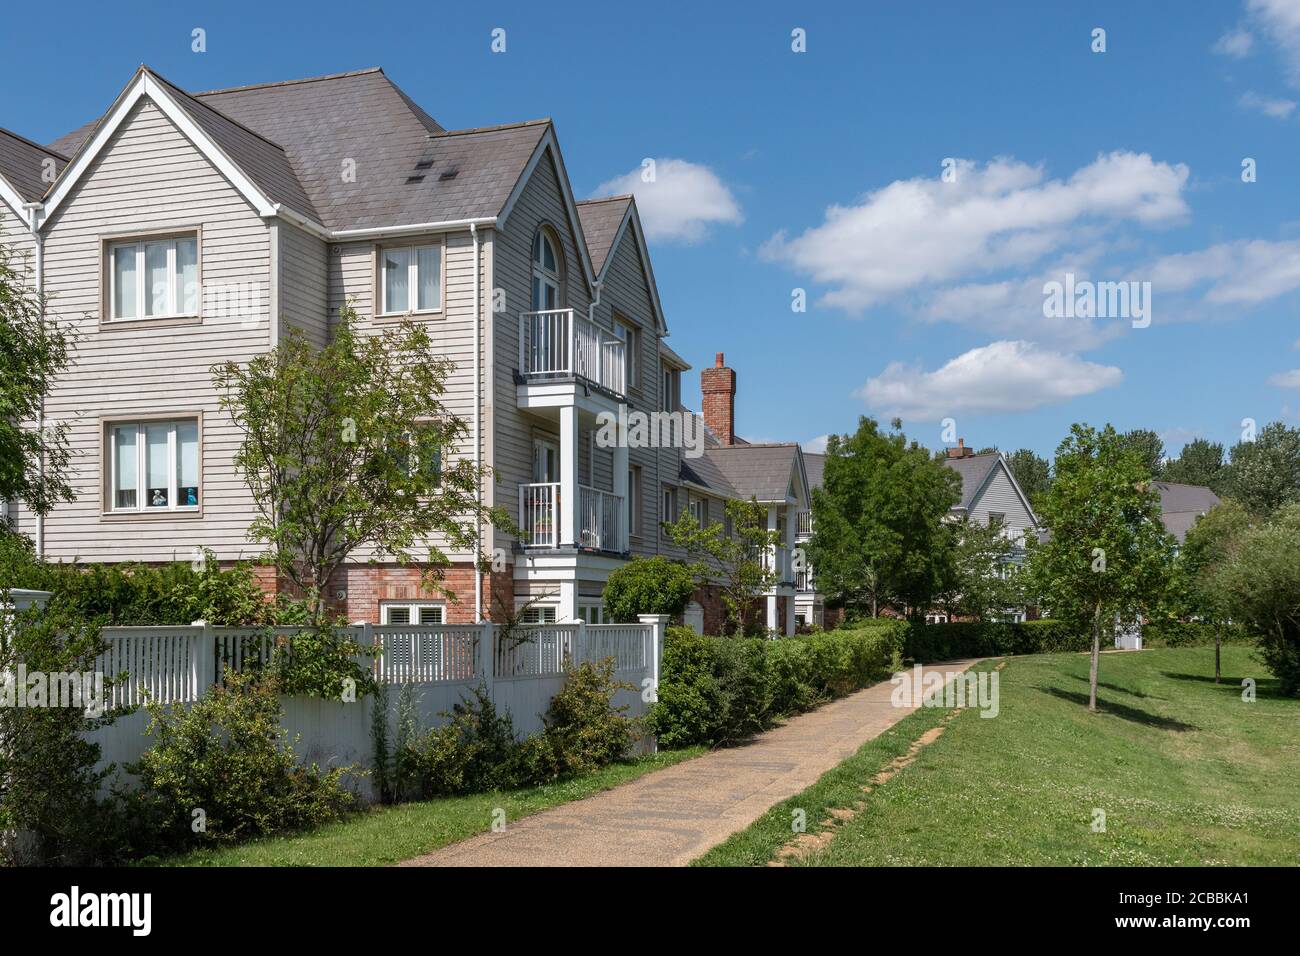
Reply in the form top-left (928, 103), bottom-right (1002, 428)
top-left (407, 683), bottom-right (519, 797)
top-left (535, 658), bottom-right (638, 779)
top-left (128, 671), bottom-right (357, 849)
top-left (1141, 619), bottom-right (1251, 648)
top-left (602, 556), bottom-right (697, 622)
top-left (272, 624), bottom-right (376, 701)
top-left (647, 625), bottom-right (900, 747)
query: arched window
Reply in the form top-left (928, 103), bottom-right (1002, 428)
top-left (531, 227), bottom-right (562, 311)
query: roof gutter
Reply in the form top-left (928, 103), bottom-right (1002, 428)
top-left (268, 205), bottom-right (498, 243)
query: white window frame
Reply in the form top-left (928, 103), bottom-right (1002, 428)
top-left (662, 486), bottom-right (678, 528)
top-left (578, 602), bottom-right (605, 625)
top-left (380, 601), bottom-right (445, 625)
top-left (379, 241), bottom-right (443, 316)
top-left (519, 604), bottom-right (558, 625)
top-left (107, 418), bottom-right (200, 513)
top-left (531, 229), bottom-right (561, 311)
top-left (107, 234), bottom-right (199, 321)
top-left (689, 496), bottom-right (704, 526)
top-left (614, 316), bottom-right (637, 387)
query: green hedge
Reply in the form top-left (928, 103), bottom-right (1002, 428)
top-left (1141, 620), bottom-right (1253, 648)
top-left (647, 626), bottom-right (901, 747)
top-left (897, 618), bottom-right (1089, 661)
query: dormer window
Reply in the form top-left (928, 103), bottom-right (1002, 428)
top-left (381, 242), bottom-right (442, 315)
top-left (108, 234), bottom-right (198, 321)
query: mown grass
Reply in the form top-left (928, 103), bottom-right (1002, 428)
top-left (696, 647), bottom-right (1299, 866)
top-left (155, 747), bottom-right (703, 867)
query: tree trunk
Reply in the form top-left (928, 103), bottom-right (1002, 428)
top-left (1088, 601), bottom-right (1101, 712)
top-left (1215, 631), bottom-right (1221, 684)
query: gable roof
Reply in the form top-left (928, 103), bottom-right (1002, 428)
top-left (803, 452), bottom-right (826, 491)
top-left (0, 128), bottom-right (66, 214)
top-left (575, 196), bottom-right (631, 275)
top-left (39, 66), bottom-right (571, 243)
top-left (701, 443), bottom-right (805, 503)
top-left (942, 453), bottom-right (1002, 511)
top-left (1153, 481), bottom-right (1221, 543)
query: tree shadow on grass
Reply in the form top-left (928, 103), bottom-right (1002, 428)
top-left (1067, 673), bottom-right (1160, 700)
top-left (1039, 686), bottom-right (1197, 731)
top-left (1160, 671), bottom-right (1286, 699)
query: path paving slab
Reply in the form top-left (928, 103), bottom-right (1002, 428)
top-left (399, 659), bottom-right (979, 867)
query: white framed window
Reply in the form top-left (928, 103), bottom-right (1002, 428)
top-left (689, 496), bottom-right (704, 525)
top-left (662, 486), bottom-right (678, 528)
top-left (381, 242), bottom-right (442, 314)
top-left (628, 465), bottom-right (641, 537)
top-left (613, 317), bottom-right (637, 387)
top-left (107, 418), bottom-right (200, 512)
top-left (520, 605), bottom-right (558, 624)
top-left (662, 364), bottom-right (679, 412)
top-left (531, 229), bottom-right (561, 310)
top-left (381, 602), bottom-right (444, 625)
top-left (108, 235), bottom-right (198, 321)
top-left (578, 603), bottom-right (605, 624)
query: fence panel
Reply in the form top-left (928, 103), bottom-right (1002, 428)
top-left (98, 626), bottom-right (202, 708)
top-left (494, 624), bottom-right (578, 679)
top-left (582, 624), bottom-right (650, 672)
top-left (372, 624), bottom-right (480, 684)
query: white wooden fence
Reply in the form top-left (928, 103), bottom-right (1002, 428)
top-left (86, 615), bottom-right (667, 802)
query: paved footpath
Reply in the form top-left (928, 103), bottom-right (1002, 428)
top-left (400, 660), bottom-right (979, 867)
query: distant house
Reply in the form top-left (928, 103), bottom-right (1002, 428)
top-left (1151, 481), bottom-right (1221, 545)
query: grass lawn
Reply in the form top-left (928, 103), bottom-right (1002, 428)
top-left (156, 747), bottom-right (703, 867)
top-left (697, 647), bottom-right (1300, 866)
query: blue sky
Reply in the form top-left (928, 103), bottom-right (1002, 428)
top-left (5, 0), bottom-right (1300, 459)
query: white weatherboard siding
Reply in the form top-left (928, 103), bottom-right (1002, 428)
top-left (278, 219), bottom-right (328, 347)
top-left (968, 464), bottom-right (1035, 539)
top-left (27, 98), bottom-right (271, 562)
top-left (328, 227), bottom-right (487, 562)
top-left (0, 202), bottom-right (34, 261)
top-left (491, 150), bottom-right (593, 556)
top-left (596, 221), bottom-right (673, 558)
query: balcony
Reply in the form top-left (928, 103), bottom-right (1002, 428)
top-left (519, 481), bottom-right (626, 553)
top-left (763, 545), bottom-right (794, 584)
top-left (796, 509), bottom-right (813, 540)
top-left (519, 309), bottom-right (627, 397)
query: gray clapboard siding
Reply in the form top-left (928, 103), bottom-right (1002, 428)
top-left (969, 464), bottom-right (1035, 536)
top-left (279, 220), bottom-right (328, 347)
top-left (28, 98), bottom-right (272, 562)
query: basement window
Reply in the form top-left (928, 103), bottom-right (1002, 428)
top-left (381, 602), bottom-right (445, 625)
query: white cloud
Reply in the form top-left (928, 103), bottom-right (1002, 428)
top-left (1149, 237), bottom-right (1300, 304)
top-left (761, 153), bottom-right (1189, 311)
top-left (1213, 26), bottom-right (1255, 57)
top-left (803, 434), bottom-right (831, 453)
top-left (1247, 0), bottom-right (1300, 85)
top-left (856, 340), bottom-right (1122, 420)
top-left (1239, 90), bottom-right (1297, 116)
top-left (593, 158), bottom-right (741, 243)
top-left (1268, 368), bottom-right (1300, 387)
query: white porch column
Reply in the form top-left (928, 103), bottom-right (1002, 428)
top-left (766, 504), bottom-right (779, 634)
top-left (560, 404), bottom-right (579, 548)
top-left (612, 410), bottom-right (629, 552)
top-left (766, 594), bottom-right (778, 634)
top-left (558, 580), bottom-right (578, 624)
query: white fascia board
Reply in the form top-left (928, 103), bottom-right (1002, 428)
top-left (41, 72), bottom-right (278, 229)
top-left (326, 217), bottom-right (497, 241)
top-left (497, 127), bottom-right (597, 292)
top-left (0, 175), bottom-right (28, 224)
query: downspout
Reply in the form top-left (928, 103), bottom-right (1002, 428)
top-left (24, 203), bottom-right (45, 559)
top-left (471, 223), bottom-right (482, 621)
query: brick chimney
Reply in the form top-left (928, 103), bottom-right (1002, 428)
top-left (700, 351), bottom-right (736, 445)
top-left (946, 437), bottom-right (975, 459)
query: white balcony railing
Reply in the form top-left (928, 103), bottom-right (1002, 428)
top-left (519, 482), bottom-right (560, 547)
top-left (796, 568), bottom-right (815, 592)
top-left (518, 482), bottom-right (626, 552)
top-left (519, 309), bottom-right (627, 396)
top-left (796, 509), bottom-right (813, 538)
top-left (764, 545), bottom-right (793, 583)
top-left (578, 485), bottom-right (624, 552)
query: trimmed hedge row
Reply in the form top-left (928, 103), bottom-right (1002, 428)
top-left (1141, 620), bottom-right (1253, 648)
top-left (647, 626), bottom-right (900, 748)
top-left (895, 618), bottom-right (1091, 661)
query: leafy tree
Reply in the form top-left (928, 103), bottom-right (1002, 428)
top-left (603, 556), bottom-right (697, 623)
top-left (1177, 499), bottom-right (1252, 683)
top-left (213, 308), bottom-right (503, 621)
top-left (1005, 448), bottom-right (1052, 508)
top-left (937, 517), bottom-right (1025, 621)
top-left (806, 417), bottom-right (960, 619)
top-left (1027, 424), bottom-right (1174, 711)
top-left (1223, 421), bottom-right (1300, 516)
top-left (1208, 502), bottom-right (1300, 696)
top-left (1117, 428), bottom-right (1166, 478)
top-left (0, 238), bottom-right (74, 517)
top-left (666, 497), bottom-right (780, 636)
top-left (1162, 438), bottom-right (1226, 491)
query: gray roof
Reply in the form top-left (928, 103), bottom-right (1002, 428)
top-left (0, 127), bottom-right (66, 203)
top-left (700, 443), bottom-right (801, 502)
top-left (679, 453), bottom-right (737, 497)
top-left (803, 452), bottom-right (825, 491)
top-left (45, 67), bottom-right (552, 233)
top-left (1153, 481), bottom-right (1221, 543)
top-left (942, 453), bottom-right (1001, 510)
top-left (575, 196), bottom-right (630, 275)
